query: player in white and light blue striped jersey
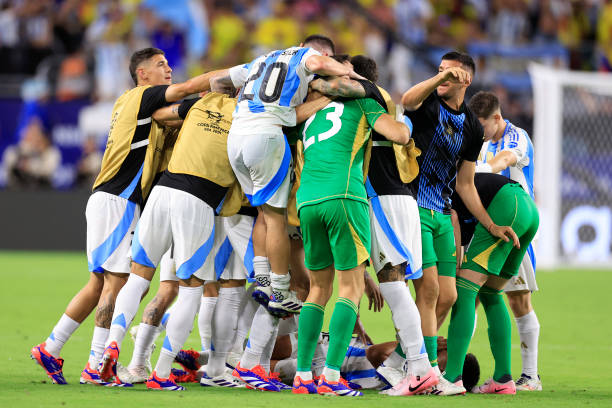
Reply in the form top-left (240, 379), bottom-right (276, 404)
top-left (208, 35), bottom-right (367, 389)
top-left (469, 91), bottom-right (543, 392)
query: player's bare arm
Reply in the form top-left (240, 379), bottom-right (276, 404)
top-left (305, 55), bottom-right (364, 79)
top-left (164, 68), bottom-right (228, 103)
top-left (295, 95), bottom-right (333, 123)
top-left (477, 150), bottom-right (518, 173)
top-left (152, 104), bottom-right (181, 124)
top-left (309, 77), bottom-right (366, 98)
top-left (455, 160), bottom-right (520, 248)
top-left (372, 114), bottom-right (411, 145)
top-left (401, 66), bottom-right (471, 111)
top-left (209, 69), bottom-right (237, 95)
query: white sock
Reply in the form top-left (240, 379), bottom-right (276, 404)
top-left (379, 281), bottom-right (430, 376)
top-left (129, 323), bottom-right (158, 369)
top-left (278, 314), bottom-right (298, 335)
top-left (515, 310), bottom-right (540, 377)
top-left (322, 366), bottom-right (340, 382)
top-left (154, 285), bottom-right (203, 379)
top-left (270, 271), bottom-right (290, 294)
top-left (295, 369), bottom-right (311, 381)
top-left (253, 256), bottom-right (270, 286)
top-left (208, 286), bottom-right (245, 377)
top-left (198, 296), bottom-right (218, 351)
top-left (45, 314), bottom-right (80, 358)
top-left (312, 338), bottom-right (326, 376)
top-left (382, 350), bottom-right (405, 370)
top-left (106, 274), bottom-right (150, 348)
top-left (88, 326), bottom-right (109, 367)
top-left (260, 320), bottom-right (280, 372)
top-left (160, 301), bottom-right (176, 331)
top-left (232, 285), bottom-right (258, 353)
top-left (240, 305), bottom-right (279, 369)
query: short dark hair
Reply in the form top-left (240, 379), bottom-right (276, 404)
top-left (332, 54), bottom-right (350, 64)
top-left (463, 353), bottom-right (480, 392)
top-left (303, 34), bottom-right (335, 55)
top-left (468, 91), bottom-right (500, 119)
top-left (441, 51), bottom-right (476, 76)
top-left (350, 55), bottom-right (378, 82)
top-left (129, 47), bottom-right (165, 85)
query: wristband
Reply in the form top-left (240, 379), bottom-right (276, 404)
top-left (403, 115), bottom-right (413, 134)
top-left (475, 163), bottom-right (492, 173)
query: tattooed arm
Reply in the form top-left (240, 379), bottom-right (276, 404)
top-left (309, 77), bottom-right (366, 99)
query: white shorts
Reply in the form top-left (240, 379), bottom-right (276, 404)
top-left (210, 214), bottom-right (256, 281)
top-left (369, 194), bottom-right (423, 279)
top-left (227, 129), bottom-right (292, 208)
top-left (86, 191), bottom-right (140, 274)
top-left (504, 243), bottom-right (538, 292)
top-left (159, 249), bottom-right (178, 282)
top-left (131, 186), bottom-right (215, 281)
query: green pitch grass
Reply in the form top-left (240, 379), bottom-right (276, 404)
top-left (1, 251), bottom-right (610, 407)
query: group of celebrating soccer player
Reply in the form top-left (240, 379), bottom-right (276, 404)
top-left (31, 33), bottom-right (542, 397)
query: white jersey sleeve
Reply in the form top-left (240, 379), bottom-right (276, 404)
top-left (229, 64), bottom-right (249, 88)
top-left (297, 47), bottom-right (321, 76)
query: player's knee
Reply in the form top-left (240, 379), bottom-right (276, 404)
top-left (506, 291), bottom-right (532, 316)
top-left (157, 281), bottom-right (179, 304)
top-left (416, 275), bottom-right (439, 305)
top-left (438, 290), bottom-right (457, 312)
top-left (376, 263), bottom-right (405, 283)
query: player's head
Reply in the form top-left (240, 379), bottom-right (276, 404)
top-left (468, 91), bottom-right (504, 141)
top-left (437, 51), bottom-right (475, 100)
top-left (463, 353), bottom-right (480, 392)
top-left (129, 47), bottom-right (172, 86)
top-left (350, 55), bottom-right (378, 83)
top-left (301, 34), bottom-right (335, 56)
top-left (332, 54), bottom-right (352, 69)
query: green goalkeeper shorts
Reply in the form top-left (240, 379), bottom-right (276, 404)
top-left (299, 198), bottom-right (371, 271)
top-left (419, 207), bottom-right (456, 277)
top-left (462, 183), bottom-right (539, 278)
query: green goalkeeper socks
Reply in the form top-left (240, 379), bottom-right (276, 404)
top-left (296, 302), bottom-right (325, 372)
top-left (479, 286), bottom-right (512, 382)
top-left (325, 298), bottom-right (358, 371)
top-left (445, 277), bottom-right (481, 382)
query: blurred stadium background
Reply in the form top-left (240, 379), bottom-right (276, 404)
top-left (0, 0), bottom-right (611, 268)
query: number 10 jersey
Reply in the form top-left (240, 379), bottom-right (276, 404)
top-left (229, 47), bottom-right (321, 133)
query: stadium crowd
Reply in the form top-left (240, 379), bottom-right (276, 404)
top-left (0, 0), bottom-right (610, 190)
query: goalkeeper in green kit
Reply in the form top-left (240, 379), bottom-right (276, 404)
top-left (291, 84), bottom-right (412, 396)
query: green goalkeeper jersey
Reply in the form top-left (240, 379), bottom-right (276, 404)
top-left (296, 98), bottom-right (386, 210)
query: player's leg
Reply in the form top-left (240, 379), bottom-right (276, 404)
top-left (242, 132), bottom-right (298, 315)
top-left (230, 283), bottom-right (258, 362)
top-left (147, 276), bottom-right (203, 391)
top-left (292, 202), bottom-right (334, 393)
top-left (122, 252), bottom-right (179, 383)
top-left (505, 248), bottom-right (541, 390)
top-left (198, 280), bottom-right (219, 353)
top-left (412, 209), bottom-right (441, 371)
top-left (316, 199), bottom-right (369, 397)
top-left (434, 224), bottom-right (458, 329)
top-left (147, 189), bottom-right (217, 390)
top-left (368, 194), bottom-right (433, 392)
top-left (289, 233), bottom-right (310, 302)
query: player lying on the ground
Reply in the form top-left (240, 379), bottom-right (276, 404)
top-left (444, 172), bottom-right (537, 395)
top-left (30, 47), bottom-right (230, 387)
top-left (469, 91), bottom-right (542, 391)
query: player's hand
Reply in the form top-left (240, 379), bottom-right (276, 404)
top-left (348, 70), bottom-right (366, 81)
top-left (439, 67), bottom-right (471, 85)
top-left (353, 316), bottom-right (373, 346)
top-left (364, 273), bottom-right (384, 312)
top-left (488, 224), bottom-right (520, 248)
